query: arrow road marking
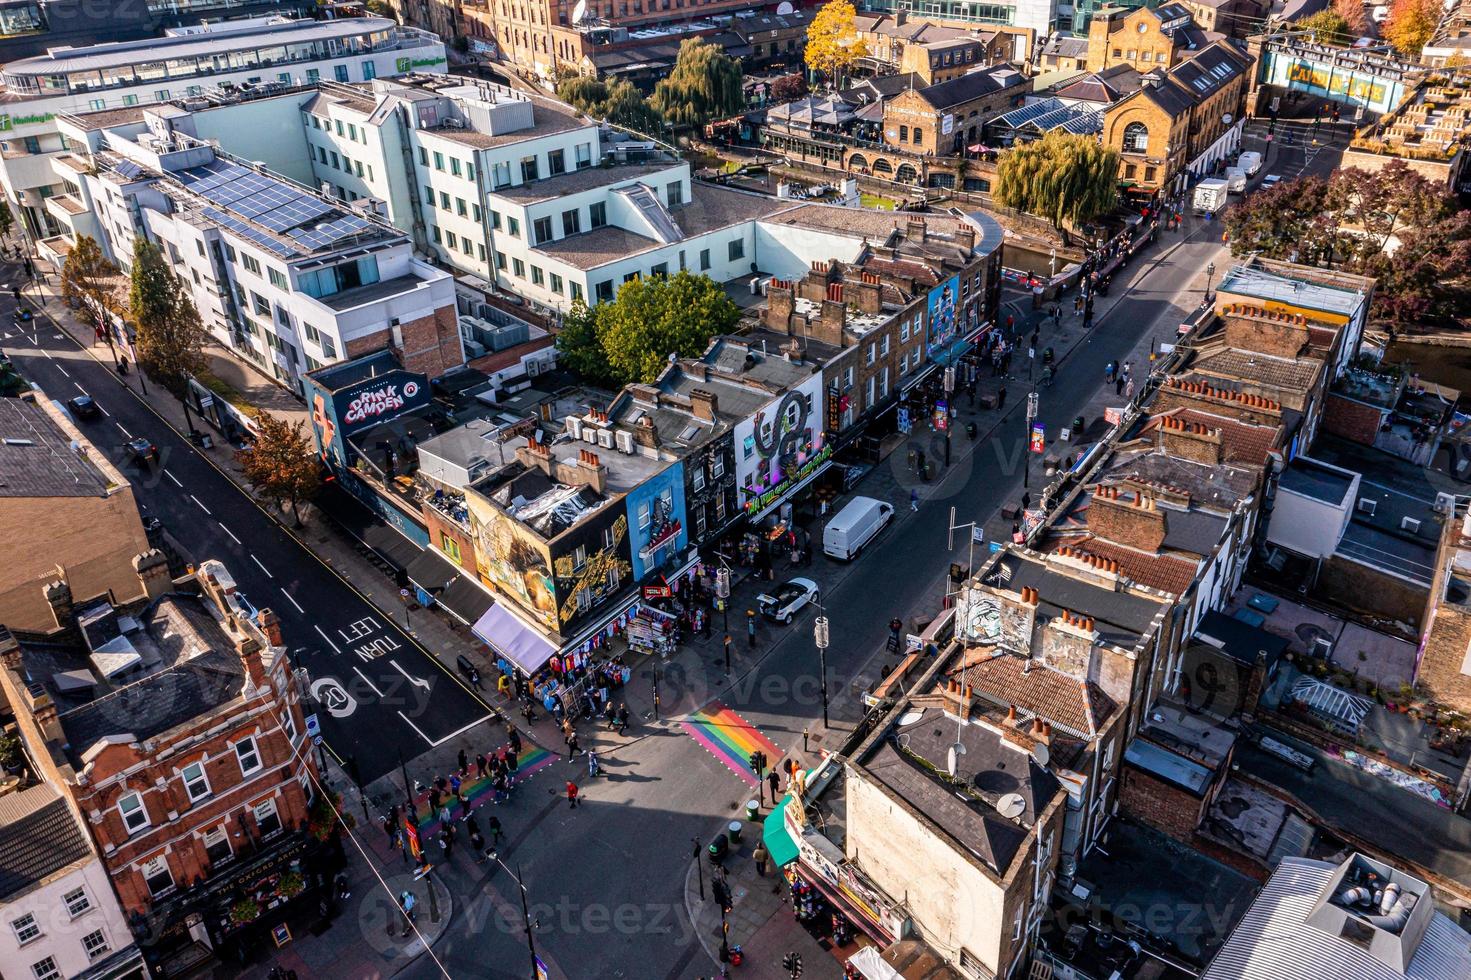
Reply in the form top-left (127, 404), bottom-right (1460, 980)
top-left (390, 661), bottom-right (431, 693)
top-left (313, 624), bottom-right (342, 654)
top-left (279, 588), bottom-right (304, 614)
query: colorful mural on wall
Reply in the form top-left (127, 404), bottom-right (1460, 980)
top-left (627, 463), bottom-right (688, 582)
top-left (466, 492), bottom-right (559, 632)
top-left (734, 374), bottom-right (826, 520)
top-left (925, 274), bottom-right (961, 360)
top-left (552, 513), bottom-right (632, 629)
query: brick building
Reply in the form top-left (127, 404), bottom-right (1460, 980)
top-left (0, 558), bottom-right (323, 971)
top-left (881, 66), bottom-right (1028, 158)
top-left (0, 393), bottom-right (153, 634)
top-left (1085, 3), bottom-right (1210, 73)
top-left (1409, 508), bottom-right (1471, 714)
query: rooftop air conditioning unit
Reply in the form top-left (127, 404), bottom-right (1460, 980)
top-left (597, 428), bottom-right (614, 449)
top-left (1435, 491), bottom-right (1455, 515)
top-left (1402, 516), bottom-right (1421, 533)
top-left (615, 429), bottom-right (635, 454)
top-left (1358, 498), bottom-right (1377, 516)
top-left (582, 427), bottom-right (597, 444)
top-left (567, 416), bottom-right (584, 440)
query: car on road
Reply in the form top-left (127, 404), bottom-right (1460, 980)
top-left (757, 577), bottom-right (820, 624)
top-left (234, 590), bottom-right (259, 622)
top-left (125, 437), bottom-right (158, 465)
top-left (66, 395), bottom-right (101, 420)
top-left (1260, 174), bottom-right (1283, 190)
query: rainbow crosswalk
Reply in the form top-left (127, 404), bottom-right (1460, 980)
top-left (411, 745), bottom-right (556, 837)
top-left (679, 700), bottom-right (782, 786)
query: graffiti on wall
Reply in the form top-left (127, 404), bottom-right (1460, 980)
top-left (554, 515), bottom-right (631, 628)
top-left (467, 493), bottom-right (559, 631)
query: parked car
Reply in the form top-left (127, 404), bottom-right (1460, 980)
top-left (757, 578), bottom-right (820, 624)
top-left (1261, 174), bottom-right (1283, 190)
top-left (1237, 150), bottom-right (1263, 176)
top-left (67, 395), bottom-right (101, 420)
top-left (125, 437), bottom-right (158, 465)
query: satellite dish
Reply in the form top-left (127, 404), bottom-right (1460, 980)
top-left (1032, 742), bottom-right (1050, 768)
top-left (946, 741), bottom-right (966, 777)
top-left (997, 793), bottom-right (1026, 820)
top-left (571, 0), bottom-right (588, 22)
top-left (776, 0), bottom-right (794, 12)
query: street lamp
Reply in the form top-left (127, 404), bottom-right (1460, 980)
top-left (813, 613), bottom-right (830, 730)
top-left (482, 853), bottom-right (543, 980)
top-left (716, 565), bottom-right (731, 638)
top-left (942, 365), bottom-right (955, 468)
top-left (1205, 261), bottom-right (1216, 304)
top-left (1024, 390), bottom-right (1039, 492)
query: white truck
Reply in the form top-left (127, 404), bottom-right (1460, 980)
top-left (823, 496), bottom-right (894, 561)
top-left (1192, 178), bottom-right (1231, 217)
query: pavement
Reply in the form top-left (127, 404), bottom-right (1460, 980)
top-left (4, 193), bottom-right (1231, 978)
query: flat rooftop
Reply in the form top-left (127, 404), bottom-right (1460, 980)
top-left (1217, 264), bottom-right (1366, 319)
top-left (980, 552), bottom-right (1166, 649)
top-left (490, 159), bottom-right (678, 205)
top-left (1278, 458), bottom-right (1354, 505)
top-left (0, 397), bottom-right (112, 498)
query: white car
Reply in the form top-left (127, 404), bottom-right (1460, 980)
top-left (757, 578), bottom-right (820, 624)
top-left (1261, 174), bottom-right (1283, 190)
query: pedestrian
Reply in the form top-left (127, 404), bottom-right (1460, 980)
top-left (617, 703), bottom-right (630, 735)
top-left (476, 753), bottom-right (488, 779)
top-left (507, 723), bottom-right (522, 755)
top-left (753, 842), bottom-right (769, 877)
top-left (469, 667), bottom-right (482, 690)
top-left (567, 732), bottom-right (581, 762)
top-left (767, 768), bottom-right (780, 801)
top-left (1122, 360), bottom-right (1132, 381)
top-left (1115, 375), bottom-right (1124, 396)
top-left (747, 609), bottom-right (758, 647)
top-left (382, 812), bottom-right (398, 849)
top-left (910, 488), bottom-right (919, 512)
top-left (428, 787), bottom-right (442, 814)
top-left (1105, 361), bottom-right (1116, 383)
top-left (449, 773), bottom-right (462, 796)
top-left (605, 698), bottom-right (617, 729)
top-left (802, 726), bottom-right (810, 752)
top-left (566, 781), bottom-right (579, 808)
top-left (1021, 491), bottom-right (1031, 511)
top-left (439, 828), bottom-right (453, 861)
top-left (457, 749), bottom-right (468, 777)
top-left (1125, 378), bottom-right (1135, 400)
top-left (438, 803), bottom-right (451, 827)
top-left (996, 385), bottom-right (1007, 410)
top-left (562, 717), bottom-right (574, 744)
top-left (487, 814), bottom-right (503, 845)
top-left (399, 891), bottom-right (417, 936)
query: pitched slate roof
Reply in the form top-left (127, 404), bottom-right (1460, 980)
top-left (0, 784), bottom-right (93, 900)
top-left (917, 65), bottom-right (1024, 110)
top-left (0, 398), bottom-right (111, 499)
top-left (949, 650), bottom-right (1115, 737)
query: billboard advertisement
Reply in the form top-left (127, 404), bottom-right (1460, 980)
top-left (925, 274), bottom-right (961, 360)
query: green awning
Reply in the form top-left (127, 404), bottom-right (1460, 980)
top-left (762, 794), bottom-right (800, 868)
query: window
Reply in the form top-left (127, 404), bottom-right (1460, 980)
top-left (700, 248), bottom-right (711, 271)
top-left (268, 267), bottom-right (288, 289)
top-left (507, 216), bottom-right (520, 238)
top-left (550, 273), bottom-right (563, 294)
top-left (334, 64), bottom-right (349, 83)
top-left (477, 244), bottom-right (486, 261)
top-left (450, 157), bottom-right (462, 177)
top-left (866, 373), bottom-right (875, 408)
top-left (575, 142), bottom-right (592, 168)
top-left (241, 253), bottom-right (262, 275)
top-left (251, 292), bottom-right (270, 316)
top-left (30, 957), bottom-right (58, 980)
top-left (548, 148), bottom-right (566, 175)
top-left (63, 887), bottom-right (91, 918)
top-left (466, 162), bottom-right (476, 180)
top-left (472, 204), bottom-right (483, 223)
top-left (651, 263), bottom-right (668, 278)
top-left (589, 201), bottom-right (606, 229)
top-left (349, 123), bottom-right (358, 141)
top-left (866, 342), bottom-right (876, 366)
top-left (82, 929), bottom-right (110, 961)
top-left (666, 181), bottom-right (682, 206)
top-left (418, 147), bottom-right (428, 166)
top-left (253, 798), bottom-right (282, 837)
top-left (531, 265), bottom-right (544, 286)
top-left (693, 465), bottom-right (706, 492)
top-left (512, 258), bottom-right (525, 278)
top-left (122, 93), bottom-right (139, 106)
top-left (433, 151), bottom-right (445, 171)
top-left (1144, 165), bottom-right (1156, 183)
top-left (12, 912), bottom-right (40, 944)
top-left (913, 128), bottom-right (922, 147)
top-left (141, 856), bottom-right (174, 897)
top-left (89, 99), bottom-right (104, 110)
top-left (533, 216), bottom-right (553, 245)
top-left (842, 366), bottom-right (855, 390)
top-left (204, 824), bottom-right (232, 864)
top-left (492, 161), bottom-right (512, 188)
top-left (881, 334), bottom-right (890, 357)
top-left (321, 335), bottom-right (336, 358)
top-left (490, 210), bottom-right (502, 230)
top-left (439, 191), bottom-right (450, 211)
top-left (727, 239), bottom-right (744, 261)
top-left (456, 197), bottom-right (468, 217)
top-left (182, 761), bottom-right (211, 802)
top-left (562, 209), bottom-right (580, 236)
top-left (899, 125), bottom-right (909, 142)
top-left (329, 151), bottom-right (339, 170)
top-left (1122, 122), bottom-right (1149, 154)
top-left (119, 792), bottom-right (149, 834)
top-left (595, 280), bottom-right (613, 302)
top-left (1124, 163), bottom-right (1137, 179)
top-left (520, 156), bottom-right (539, 182)
top-left (234, 735), bottom-right (261, 776)
top-left (570, 282), bottom-right (584, 302)
top-left (880, 366), bottom-right (890, 398)
top-left (431, 226), bottom-right (442, 244)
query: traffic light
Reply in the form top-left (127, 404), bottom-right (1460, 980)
top-left (783, 952), bottom-right (803, 977)
top-left (749, 751), bottom-right (761, 776)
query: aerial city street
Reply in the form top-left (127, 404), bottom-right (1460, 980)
top-left (0, 1), bottom-right (1468, 979)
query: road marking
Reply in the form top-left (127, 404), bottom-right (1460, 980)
top-left (94, 402), bottom-right (108, 417)
top-left (115, 421), bottom-right (132, 439)
top-left (190, 494), bottom-right (211, 515)
top-left (390, 661), bottom-right (431, 693)
top-left (279, 588), bottom-right (304, 614)
top-left (40, 348), bottom-right (51, 359)
top-left (56, 366), bottom-right (68, 378)
top-left (396, 711), bottom-right (436, 748)
top-left (164, 469), bottom-right (183, 487)
top-left (351, 666), bottom-right (384, 698)
top-left (73, 382), bottom-right (85, 394)
top-left (313, 624), bottom-right (343, 654)
top-left (218, 521), bottom-right (242, 545)
top-left (252, 555), bottom-right (273, 578)
top-left (423, 715), bottom-right (494, 748)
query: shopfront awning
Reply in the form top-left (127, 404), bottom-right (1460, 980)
top-left (847, 947), bottom-right (903, 980)
top-left (439, 575), bottom-right (493, 626)
top-left (406, 547), bottom-right (459, 594)
top-left (762, 794), bottom-right (800, 869)
top-left (472, 603), bottom-right (558, 675)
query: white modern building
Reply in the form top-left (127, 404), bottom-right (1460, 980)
top-left (0, 16), bottom-right (445, 239)
top-left (0, 784), bottom-right (146, 980)
top-left (51, 104), bottom-right (459, 393)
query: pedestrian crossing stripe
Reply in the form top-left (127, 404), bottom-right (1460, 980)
top-left (679, 701), bottom-right (781, 786)
top-left (412, 745), bottom-right (556, 836)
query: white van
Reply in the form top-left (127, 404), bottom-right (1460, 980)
top-left (1237, 150), bottom-right (1263, 176)
top-left (823, 496), bottom-right (894, 561)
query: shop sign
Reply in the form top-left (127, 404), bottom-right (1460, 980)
top-left (396, 56), bottom-right (448, 72)
top-left (827, 384), bottom-right (840, 433)
top-left (344, 380), bottom-right (420, 425)
top-left (785, 806), bottom-right (906, 941)
top-left (897, 407), bottom-right (911, 434)
top-left (1029, 422), bottom-right (1045, 454)
top-left (743, 445), bottom-right (833, 515)
top-left (642, 575), bottom-right (673, 599)
top-left (933, 399), bottom-right (949, 431)
top-left (0, 112), bottom-right (54, 131)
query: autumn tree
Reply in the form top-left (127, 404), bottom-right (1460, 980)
top-left (1333, 0), bottom-right (1369, 36)
top-left (236, 411), bottom-right (322, 526)
top-left (650, 38), bottom-right (744, 128)
top-left (553, 272), bottom-right (741, 385)
top-left (993, 130), bottom-right (1118, 244)
top-left (129, 237), bottom-right (208, 427)
top-left (805, 0), bottom-right (868, 89)
top-left (61, 235), bottom-right (123, 362)
top-left (1382, 0), bottom-right (1439, 57)
top-left (1294, 8), bottom-right (1354, 44)
top-left (770, 73), bottom-right (808, 103)
top-left (1362, 209), bottom-right (1471, 327)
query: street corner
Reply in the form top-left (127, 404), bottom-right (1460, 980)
top-left (351, 868), bottom-right (453, 961)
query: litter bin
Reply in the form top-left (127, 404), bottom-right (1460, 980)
top-left (745, 800), bottom-right (761, 822)
top-left (1073, 415), bottom-right (1084, 434)
top-left (727, 820), bottom-right (743, 844)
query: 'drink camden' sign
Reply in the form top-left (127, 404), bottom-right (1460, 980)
top-left (334, 369), bottom-right (431, 435)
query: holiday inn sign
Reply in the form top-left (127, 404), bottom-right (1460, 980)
top-left (0, 112), bottom-right (55, 132)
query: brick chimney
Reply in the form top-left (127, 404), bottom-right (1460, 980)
top-left (906, 216), bottom-right (927, 243)
top-left (855, 272), bottom-right (883, 314)
top-left (1157, 416), bottom-right (1223, 466)
top-left (133, 549), bottom-right (172, 601)
top-left (798, 263), bottom-right (831, 302)
top-left (234, 626), bottom-right (268, 690)
top-left (1220, 304), bottom-right (1310, 359)
top-left (44, 579), bottom-right (73, 631)
top-left (515, 438), bottom-right (555, 476)
top-left (631, 414), bottom-right (659, 451)
top-left (812, 286), bottom-right (847, 347)
top-left (257, 609), bottom-right (284, 648)
top-left (1040, 609), bottom-right (1097, 679)
top-left (954, 223), bottom-right (976, 252)
top-left (0, 627), bottom-right (20, 669)
top-left (577, 449), bottom-right (607, 494)
top-left (765, 281), bottom-right (795, 332)
top-left (690, 388), bottom-right (718, 422)
top-left (1088, 486), bottom-right (1166, 553)
top-left (1052, 546), bottom-right (1124, 591)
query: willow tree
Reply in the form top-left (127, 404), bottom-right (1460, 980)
top-left (651, 38), bottom-right (744, 129)
top-left (805, 0), bottom-right (868, 89)
top-left (993, 131), bottom-right (1119, 245)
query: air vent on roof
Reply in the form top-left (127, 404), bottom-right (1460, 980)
top-left (2, 438), bottom-right (35, 446)
top-left (1357, 498), bottom-right (1377, 515)
top-left (1434, 492), bottom-right (1455, 515)
top-left (1401, 516), bottom-right (1421, 533)
top-left (596, 428), bottom-right (613, 449)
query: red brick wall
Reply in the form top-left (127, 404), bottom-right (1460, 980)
top-left (1315, 554), bottom-right (1428, 634)
top-left (1321, 393), bottom-right (1384, 447)
top-left (424, 507), bottom-right (473, 570)
top-left (344, 304), bottom-right (463, 381)
top-left (1119, 765), bottom-right (1204, 842)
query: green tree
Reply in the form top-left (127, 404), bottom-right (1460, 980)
top-left (1294, 8), bottom-right (1354, 44)
top-left (129, 237), bottom-right (208, 427)
top-left (236, 411), bottom-right (322, 526)
top-left (60, 235), bottom-right (122, 360)
top-left (650, 38), bottom-right (744, 128)
top-left (600, 78), bottom-right (665, 135)
top-left (555, 75), bottom-right (609, 111)
top-left (805, 0), bottom-right (868, 88)
top-left (0, 199), bottom-right (13, 241)
top-left (993, 130), bottom-right (1118, 244)
top-left (555, 272), bottom-right (740, 386)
